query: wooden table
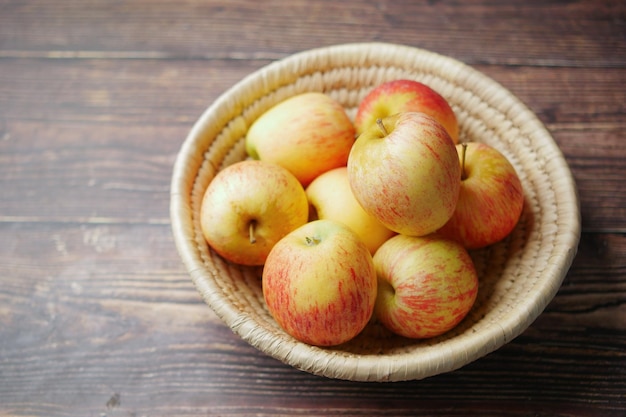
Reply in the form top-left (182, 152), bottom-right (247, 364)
top-left (1, 1), bottom-right (624, 415)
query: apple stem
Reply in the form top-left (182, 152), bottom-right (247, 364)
top-left (305, 236), bottom-right (321, 246)
top-left (461, 142), bottom-right (468, 181)
top-left (376, 118), bottom-right (388, 136)
top-left (249, 220), bottom-right (257, 244)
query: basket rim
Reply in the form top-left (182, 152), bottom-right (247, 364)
top-left (170, 42), bottom-right (581, 382)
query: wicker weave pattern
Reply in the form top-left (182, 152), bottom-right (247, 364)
top-left (170, 43), bottom-right (580, 382)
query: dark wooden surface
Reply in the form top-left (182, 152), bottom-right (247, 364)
top-left (1, 1), bottom-right (625, 416)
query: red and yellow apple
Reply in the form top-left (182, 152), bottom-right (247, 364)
top-left (200, 160), bottom-right (309, 266)
top-left (374, 233), bottom-right (478, 339)
top-left (262, 219), bottom-right (377, 347)
top-left (354, 79), bottom-right (459, 143)
top-left (245, 92), bottom-right (356, 186)
top-left (347, 112), bottom-right (461, 237)
top-left (305, 167), bottom-right (395, 254)
top-left (437, 142), bottom-right (525, 249)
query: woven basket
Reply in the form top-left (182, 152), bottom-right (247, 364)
top-left (170, 42), bottom-right (580, 382)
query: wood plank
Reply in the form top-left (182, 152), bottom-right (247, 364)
top-left (554, 127), bottom-right (626, 232)
top-left (1, 0), bottom-right (624, 68)
top-left (1, 119), bottom-right (620, 230)
top-left (1, 58), bottom-right (623, 125)
top-left (0, 222), bottom-right (625, 415)
top-left (0, 58), bottom-right (264, 124)
top-left (1, 60), bottom-right (624, 231)
top-left (0, 120), bottom-right (182, 223)
top-left (1, 58), bottom-right (624, 125)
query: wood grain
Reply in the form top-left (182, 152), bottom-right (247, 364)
top-left (0, 0), bottom-right (624, 416)
top-left (1, 0), bottom-right (624, 68)
top-left (1, 61), bottom-right (624, 228)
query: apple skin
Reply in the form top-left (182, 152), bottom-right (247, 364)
top-left (437, 142), bottom-right (525, 249)
top-left (373, 234), bottom-right (478, 339)
top-left (347, 112), bottom-right (461, 237)
top-left (262, 219), bottom-right (377, 347)
top-left (354, 79), bottom-right (459, 143)
top-left (245, 92), bottom-right (356, 187)
top-left (305, 167), bottom-right (396, 255)
top-left (200, 160), bottom-right (309, 266)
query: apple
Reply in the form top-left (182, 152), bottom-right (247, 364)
top-left (354, 79), bottom-right (459, 143)
top-left (245, 92), bottom-right (356, 186)
top-left (373, 233), bottom-right (478, 339)
top-left (347, 112), bottom-right (461, 237)
top-left (262, 219), bottom-right (377, 347)
top-left (437, 142), bottom-right (525, 249)
top-left (305, 167), bottom-right (395, 254)
top-left (200, 160), bottom-right (309, 266)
